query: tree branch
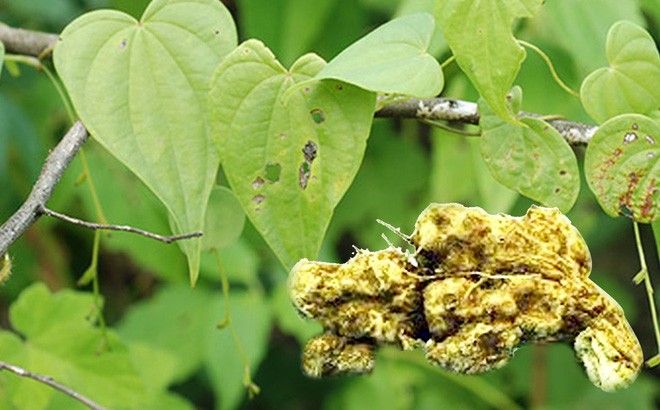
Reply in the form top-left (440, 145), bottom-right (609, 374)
top-left (0, 360), bottom-right (108, 410)
top-left (0, 121), bottom-right (88, 257)
top-left (0, 25), bottom-right (58, 58)
top-left (375, 97), bottom-right (597, 146)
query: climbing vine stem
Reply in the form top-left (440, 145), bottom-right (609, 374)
top-left (632, 222), bottom-right (660, 367)
top-left (440, 54), bottom-right (456, 69)
top-left (517, 40), bottom-right (580, 99)
top-left (213, 249), bottom-right (260, 398)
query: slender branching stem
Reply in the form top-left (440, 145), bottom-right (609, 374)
top-left (632, 222), bottom-right (660, 367)
top-left (39, 206), bottom-right (202, 243)
top-left (440, 54), bottom-right (456, 69)
top-left (213, 249), bottom-right (260, 398)
top-left (0, 360), bottom-right (108, 410)
top-left (518, 40), bottom-right (580, 98)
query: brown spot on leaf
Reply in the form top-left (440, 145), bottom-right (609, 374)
top-left (641, 178), bottom-right (657, 219)
top-left (252, 194), bottom-right (265, 205)
top-left (619, 172), bottom-right (641, 213)
top-left (252, 176), bottom-right (264, 189)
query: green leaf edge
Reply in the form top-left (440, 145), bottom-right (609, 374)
top-left (580, 20), bottom-right (660, 124)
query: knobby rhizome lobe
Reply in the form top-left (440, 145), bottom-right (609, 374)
top-left (289, 203), bottom-right (642, 392)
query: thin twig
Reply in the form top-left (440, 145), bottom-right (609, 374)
top-left (0, 360), bottom-right (108, 410)
top-left (39, 206), bottom-right (202, 244)
top-left (0, 121), bottom-right (88, 257)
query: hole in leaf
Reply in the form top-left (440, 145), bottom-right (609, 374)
top-left (119, 39), bottom-right (128, 50)
top-left (302, 141), bottom-right (318, 162)
top-left (252, 194), bottom-right (265, 205)
top-left (264, 163), bottom-right (281, 183)
top-left (632, 123), bottom-right (639, 130)
top-left (311, 109), bottom-right (325, 124)
top-left (298, 141), bottom-right (318, 190)
top-left (623, 132), bottom-right (638, 144)
top-left (336, 84), bottom-right (343, 91)
top-left (214, 29), bottom-right (221, 35)
top-left (299, 162), bottom-right (311, 189)
top-left (559, 170), bottom-right (567, 176)
top-left (645, 135), bottom-right (656, 145)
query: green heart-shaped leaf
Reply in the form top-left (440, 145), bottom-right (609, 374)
top-left (479, 89), bottom-right (580, 212)
top-left (209, 40), bottom-right (375, 269)
top-left (437, 0), bottom-right (543, 123)
top-left (310, 12), bottom-right (443, 97)
top-left (53, 0), bottom-right (237, 285)
top-left (585, 114), bottom-right (660, 222)
top-left (581, 21), bottom-right (660, 124)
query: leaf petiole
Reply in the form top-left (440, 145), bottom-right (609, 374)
top-left (3, 53), bottom-right (76, 123)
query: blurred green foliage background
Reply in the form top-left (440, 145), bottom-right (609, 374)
top-left (0, 0), bottom-right (659, 408)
